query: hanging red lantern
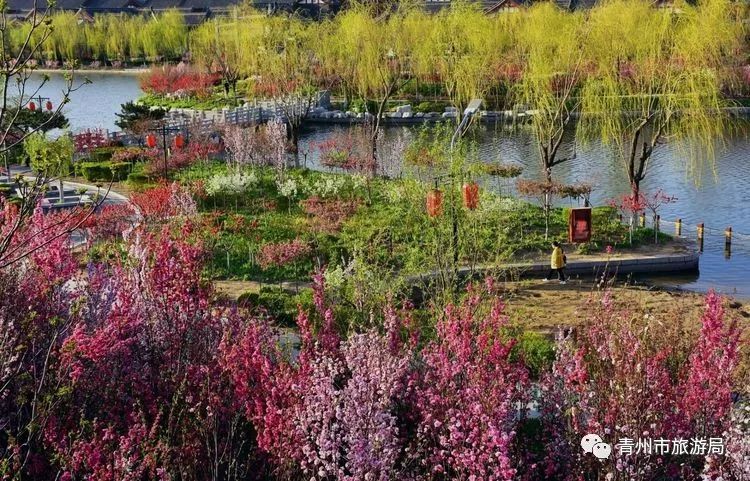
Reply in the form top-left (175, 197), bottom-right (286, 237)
top-left (174, 133), bottom-right (185, 149)
top-left (462, 181), bottom-right (479, 210)
top-left (45, 100), bottom-right (53, 111)
top-left (28, 101), bottom-right (36, 111)
top-left (146, 133), bottom-right (157, 148)
top-left (426, 189), bottom-right (443, 218)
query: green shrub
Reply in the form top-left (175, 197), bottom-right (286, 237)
top-left (88, 146), bottom-right (118, 163)
top-left (238, 287), bottom-right (313, 327)
top-left (126, 171), bottom-right (152, 187)
top-left (348, 98), bottom-right (377, 114)
top-left (79, 161), bottom-right (130, 182)
top-left (414, 101), bottom-right (448, 113)
top-left (513, 331), bottom-right (555, 379)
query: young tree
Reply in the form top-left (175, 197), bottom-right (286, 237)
top-left (114, 101), bottom-right (167, 136)
top-left (0, 2), bottom-right (97, 267)
top-left (24, 132), bottom-right (74, 202)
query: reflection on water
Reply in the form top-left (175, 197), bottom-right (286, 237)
top-left (28, 72), bottom-right (750, 298)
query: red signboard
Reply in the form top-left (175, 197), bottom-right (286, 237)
top-left (569, 208), bottom-right (592, 243)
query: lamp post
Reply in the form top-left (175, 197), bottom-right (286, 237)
top-left (446, 99), bottom-right (482, 272)
top-left (147, 124), bottom-right (182, 180)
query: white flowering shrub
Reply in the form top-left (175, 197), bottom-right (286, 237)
top-left (305, 175), bottom-right (347, 198)
top-left (276, 177), bottom-right (299, 200)
top-left (205, 171), bottom-right (258, 196)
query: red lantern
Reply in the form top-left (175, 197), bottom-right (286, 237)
top-left (462, 182), bottom-right (479, 210)
top-left (45, 100), bottom-right (53, 111)
top-left (174, 133), bottom-right (185, 149)
top-left (426, 189), bottom-right (443, 218)
top-left (28, 101), bottom-right (36, 111)
top-left (146, 133), bottom-right (157, 148)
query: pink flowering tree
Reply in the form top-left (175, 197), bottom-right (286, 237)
top-left (0, 207), bottom-right (81, 478)
top-left (48, 226), bottom-right (272, 480)
top-left (408, 281), bottom-right (529, 481)
top-left (256, 238), bottom-right (313, 275)
top-left (535, 290), bottom-right (741, 481)
top-left (609, 191), bottom-right (646, 245)
top-left (643, 190), bottom-right (677, 243)
top-left (222, 122), bottom-right (286, 172)
top-left (223, 273), bottom-right (531, 480)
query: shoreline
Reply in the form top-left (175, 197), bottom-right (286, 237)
top-left (34, 68), bottom-right (148, 75)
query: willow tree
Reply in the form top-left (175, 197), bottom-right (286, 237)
top-left (254, 15), bottom-right (323, 157)
top-left (579, 0), bottom-right (741, 201)
top-left (191, 8), bottom-right (264, 103)
top-left (47, 12), bottom-right (85, 61)
top-left (516, 4), bottom-right (586, 185)
top-left (412, 1), bottom-right (516, 120)
top-left (140, 10), bottom-right (186, 61)
top-left (324, 5), bottom-right (417, 171)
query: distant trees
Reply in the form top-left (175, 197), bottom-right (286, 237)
top-left (6, 1), bottom-right (745, 194)
top-left (9, 10), bottom-right (188, 64)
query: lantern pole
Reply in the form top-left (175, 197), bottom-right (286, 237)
top-left (447, 99), bottom-right (482, 285)
top-left (148, 123), bottom-right (180, 181)
top-left (30, 95), bottom-right (50, 110)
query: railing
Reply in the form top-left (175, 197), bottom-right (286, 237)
top-left (98, 102), bottom-right (292, 145)
top-left (622, 213), bottom-right (748, 259)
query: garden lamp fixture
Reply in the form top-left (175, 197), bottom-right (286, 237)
top-left (450, 98), bottom-right (482, 150)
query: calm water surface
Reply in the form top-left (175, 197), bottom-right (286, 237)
top-left (31, 73), bottom-right (750, 298)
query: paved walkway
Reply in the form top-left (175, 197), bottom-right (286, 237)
top-left (3, 165), bottom-right (129, 206)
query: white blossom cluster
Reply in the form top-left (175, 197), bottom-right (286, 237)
top-left (205, 171), bottom-right (258, 196)
top-left (276, 177), bottom-right (299, 199)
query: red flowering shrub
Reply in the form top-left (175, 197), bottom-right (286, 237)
top-left (256, 238), bottom-right (312, 269)
top-left (300, 196), bottom-right (360, 233)
top-left (73, 128), bottom-right (111, 153)
top-left (129, 182), bottom-right (197, 223)
top-left (140, 64), bottom-right (220, 98)
top-left (144, 140), bottom-right (222, 177)
top-left (111, 147), bottom-right (159, 164)
top-left (81, 203), bottom-right (136, 241)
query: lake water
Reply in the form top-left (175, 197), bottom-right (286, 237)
top-left (30, 72), bottom-right (750, 298)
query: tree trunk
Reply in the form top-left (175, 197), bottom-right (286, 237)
top-left (288, 123), bottom-right (300, 168)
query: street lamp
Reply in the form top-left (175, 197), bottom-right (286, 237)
top-left (450, 98), bottom-right (483, 150)
top-left (448, 99), bottom-right (482, 268)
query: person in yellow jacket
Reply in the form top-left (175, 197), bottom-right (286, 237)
top-left (544, 241), bottom-right (567, 284)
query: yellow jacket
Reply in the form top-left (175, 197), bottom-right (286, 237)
top-left (551, 246), bottom-right (565, 269)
